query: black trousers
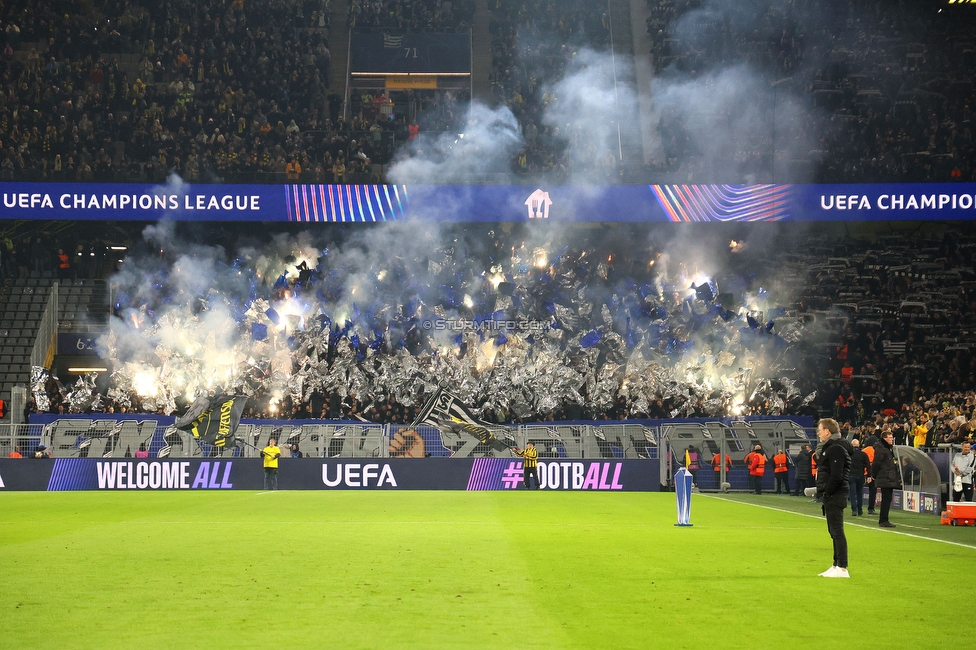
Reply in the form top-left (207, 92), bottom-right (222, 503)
top-left (523, 466), bottom-right (540, 489)
top-left (952, 483), bottom-right (974, 502)
top-left (750, 475), bottom-right (763, 494)
top-left (879, 487), bottom-right (894, 524)
top-left (264, 467), bottom-right (278, 490)
top-left (793, 477), bottom-right (812, 496)
top-left (775, 472), bottom-right (789, 493)
top-left (867, 482), bottom-right (878, 511)
top-left (848, 475), bottom-right (865, 514)
top-left (824, 500), bottom-right (848, 568)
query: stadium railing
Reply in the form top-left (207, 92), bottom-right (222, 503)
top-left (28, 420), bottom-right (659, 460)
top-left (0, 423), bottom-right (47, 458)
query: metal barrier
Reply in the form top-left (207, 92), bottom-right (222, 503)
top-left (0, 423), bottom-right (48, 457)
top-left (661, 420), bottom-right (813, 491)
top-left (15, 420), bottom-right (659, 460)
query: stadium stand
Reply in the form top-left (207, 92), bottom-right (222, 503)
top-left (2, 0), bottom-right (976, 443)
top-left (1, 0), bottom-right (973, 182)
top-left (0, 218), bottom-right (967, 457)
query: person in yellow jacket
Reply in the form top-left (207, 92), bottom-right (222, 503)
top-left (912, 416), bottom-right (929, 448)
top-left (515, 441), bottom-right (540, 489)
top-left (261, 437), bottom-right (282, 490)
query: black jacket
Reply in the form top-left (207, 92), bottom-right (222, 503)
top-left (795, 449), bottom-right (813, 479)
top-left (850, 448), bottom-right (871, 479)
top-left (816, 437), bottom-right (852, 505)
top-left (872, 440), bottom-right (901, 488)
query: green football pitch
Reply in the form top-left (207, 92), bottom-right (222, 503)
top-left (2, 491), bottom-right (972, 649)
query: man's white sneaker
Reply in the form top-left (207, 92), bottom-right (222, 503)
top-left (818, 566), bottom-right (836, 576)
top-left (822, 567), bottom-right (850, 578)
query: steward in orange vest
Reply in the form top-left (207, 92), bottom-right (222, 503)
top-left (747, 445), bottom-right (766, 494)
top-left (712, 452), bottom-right (733, 472)
top-left (711, 452), bottom-right (732, 488)
top-left (57, 248), bottom-right (70, 279)
top-left (773, 449), bottom-right (790, 494)
top-left (862, 436), bottom-right (878, 513)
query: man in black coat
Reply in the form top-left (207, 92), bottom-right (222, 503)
top-left (816, 418), bottom-right (853, 578)
top-left (848, 438), bottom-right (871, 516)
top-left (872, 430), bottom-right (901, 527)
top-left (791, 443), bottom-right (814, 496)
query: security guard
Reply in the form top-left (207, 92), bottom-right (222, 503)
top-left (748, 445), bottom-right (766, 494)
top-left (261, 437), bottom-right (282, 490)
top-left (711, 452), bottom-right (733, 488)
top-left (773, 448), bottom-right (790, 494)
top-left (515, 441), bottom-right (540, 489)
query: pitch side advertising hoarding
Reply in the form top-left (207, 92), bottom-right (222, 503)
top-left (4, 183), bottom-right (976, 222)
top-left (0, 458), bottom-right (659, 491)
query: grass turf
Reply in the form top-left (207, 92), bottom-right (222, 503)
top-left (1, 491), bottom-right (972, 649)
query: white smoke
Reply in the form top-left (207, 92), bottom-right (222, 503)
top-left (387, 103), bottom-right (523, 184)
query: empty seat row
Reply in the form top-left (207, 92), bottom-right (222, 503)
top-left (4, 293), bottom-right (50, 303)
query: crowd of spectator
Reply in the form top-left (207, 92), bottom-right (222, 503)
top-left (349, 0), bottom-right (474, 31)
top-left (648, 0), bottom-right (976, 183)
top-left (2, 219), bottom-right (969, 439)
top-left (0, 0), bottom-right (402, 184)
top-left (488, 0), bottom-right (619, 180)
top-left (843, 393), bottom-right (976, 451)
top-left (0, 233), bottom-right (120, 281)
top-left (3, 0), bottom-right (976, 183)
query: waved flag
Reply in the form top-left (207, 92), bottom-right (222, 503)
top-left (413, 388), bottom-right (516, 453)
top-left (174, 394), bottom-right (248, 449)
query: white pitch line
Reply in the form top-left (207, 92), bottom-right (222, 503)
top-left (703, 494), bottom-right (976, 551)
